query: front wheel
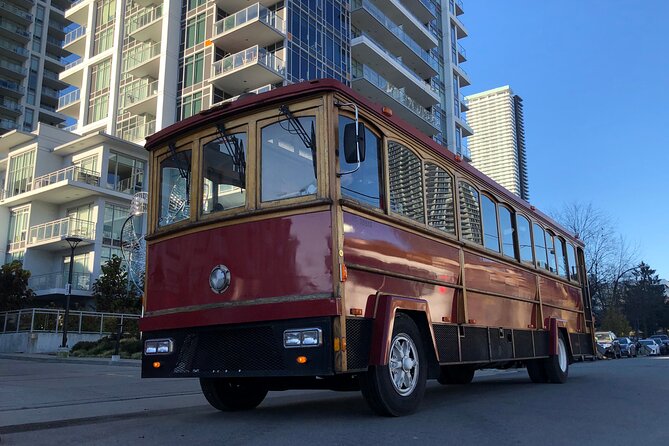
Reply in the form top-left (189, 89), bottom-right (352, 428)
top-left (360, 313), bottom-right (427, 417)
top-left (544, 334), bottom-right (569, 383)
top-left (200, 378), bottom-right (268, 411)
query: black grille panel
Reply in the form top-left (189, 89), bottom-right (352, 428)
top-left (346, 318), bottom-right (372, 370)
top-left (489, 328), bottom-right (514, 360)
top-left (461, 327), bottom-right (489, 362)
top-left (514, 330), bottom-right (534, 358)
top-left (570, 333), bottom-right (582, 355)
top-left (534, 331), bottom-right (549, 356)
top-left (193, 326), bottom-right (284, 371)
top-left (570, 333), bottom-right (594, 356)
top-left (433, 324), bottom-right (460, 363)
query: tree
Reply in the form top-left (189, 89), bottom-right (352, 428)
top-left (0, 261), bottom-right (35, 311)
top-left (599, 307), bottom-right (632, 337)
top-left (623, 263), bottom-right (666, 336)
top-left (92, 255), bottom-right (141, 314)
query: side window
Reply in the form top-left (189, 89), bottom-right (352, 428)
top-left (533, 223), bottom-right (548, 270)
top-left (338, 116), bottom-right (383, 208)
top-left (202, 131), bottom-right (247, 215)
top-left (424, 162), bottom-right (455, 234)
top-left (566, 242), bottom-right (579, 282)
top-left (388, 141), bottom-right (424, 222)
top-left (516, 214), bottom-right (533, 264)
top-left (458, 181), bottom-right (482, 244)
top-left (481, 194), bottom-right (500, 252)
top-left (159, 150), bottom-right (191, 227)
top-left (555, 236), bottom-right (568, 278)
top-left (498, 205), bottom-right (516, 259)
top-left (261, 116), bottom-right (317, 202)
top-left (546, 231), bottom-right (557, 273)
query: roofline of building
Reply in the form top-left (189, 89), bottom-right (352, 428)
top-left (464, 85), bottom-right (514, 100)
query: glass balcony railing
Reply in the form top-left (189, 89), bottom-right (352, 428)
top-left (64, 26), bottom-right (86, 45)
top-left (0, 59), bottom-right (28, 76)
top-left (212, 45), bottom-right (285, 78)
top-left (0, 18), bottom-right (30, 38)
top-left (352, 0), bottom-right (437, 71)
top-left (214, 2), bottom-right (285, 36)
top-left (352, 61), bottom-right (436, 126)
top-left (124, 80), bottom-right (158, 106)
top-left (29, 272), bottom-right (92, 292)
top-left (216, 84), bottom-right (273, 105)
top-left (48, 20), bottom-right (67, 33)
top-left (0, 79), bottom-right (25, 94)
top-left (31, 165), bottom-right (100, 191)
top-left (120, 120), bottom-right (156, 142)
top-left (0, 39), bottom-right (29, 58)
top-left (28, 217), bottom-right (95, 246)
top-left (46, 35), bottom-right (65, 48)
top-left (0, 98), bottom-right (22, 113)
top-left (124, 41), bottom-right (161, 72)
top-left (64, 58), bottom-right (82, 71)
top-left (126, 5), bottom-right (162, 35)
top-left (42, 86), bottom-right (60, 99)
top-left (0, 118), bottom-right (18, 131)
top-left (0, 2), bottom-right (33, 22)
top-left (58, 89), bottom-right (80, 109)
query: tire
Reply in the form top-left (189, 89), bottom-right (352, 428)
top-left (437, 365), bottom-right (475, 385)
top-left (200, 378), bottom-right (268, 411)
top-left (526, 359), bottom-right (549, 383)
top-left (360, 313), bottom-right (427, 417)
top-left (544, 333), bottom-right (569, 384)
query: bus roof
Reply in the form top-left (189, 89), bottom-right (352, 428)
top-left (145, 79), bottom-right (582, 246)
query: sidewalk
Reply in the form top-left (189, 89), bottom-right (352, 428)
top-left (0, 352), bottom-right (140, 367)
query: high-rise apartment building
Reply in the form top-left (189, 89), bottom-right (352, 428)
top-left (0, 0), bottom-right (71, 134)
top-left (58, 0), bottom-right (471, 156)
top-left (465, 85), bottom-right (529, 200)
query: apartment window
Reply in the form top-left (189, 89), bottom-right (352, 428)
top-left (388, 141), bottom-right (424, 222)
top-left (103, 203), bottom-right (130, 247)
top-left (90, 60), bottom-right (112, 93)
top-left (23, 109), bottom-right (34, 132)
top-left (62, 252), bottom-right (91, 290)
top-left (100, 246), bottom-right (123, 265)
top-left (87, 95), bottom-right (109, 123)
top-left (7, 150), bottom-right (35, 197)
top-left (188, 0), bottom-right (206, 10)
top-left (94, 27), bottom-right (114, 54)
top-left (107, 152), bottom-right (145, 193)
top-left (96, 0), bottom-right (116, 27)
top-left (183, 52), bottom-right (204, 88)
top-left (424, 162), bottom-right (455, 234)
top-left (185, 14), bottom-right (206, 48)
top-left (94, 0), bottom-right (115, 55)
top-left (75, 154), bottom-right (99, 173)
top-left (7, 207), bottom-right (29, 253)
top-left (458, 181), bottom-right (482, 244)
top-left (27, 89), bottom-right (36, 106)
top-left (181, 92), bottom-right (202, 119)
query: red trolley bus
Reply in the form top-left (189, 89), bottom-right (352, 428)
top-left (140, 79), bottom-right (596, 416)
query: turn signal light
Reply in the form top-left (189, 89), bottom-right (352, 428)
top-left (382, 106), bottom-right (393, 117)
top-left (153, 361), bottom-right (161, 369)
top-left (296, 356), bottom-right (308, 364)
top-left (350, 308), bottom-right (363, 316)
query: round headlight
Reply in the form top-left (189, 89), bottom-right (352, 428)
top-left (209, 265), bottom-right (231, 294)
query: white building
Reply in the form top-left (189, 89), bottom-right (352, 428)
top-left (465, 85), bottom-right (529, 200)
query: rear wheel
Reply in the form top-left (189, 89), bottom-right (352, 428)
top-left (526, 359), bottom-right (548, 383)
top-left (360, 313), bottom-right (427, 417)
top-left (544, 334), bottom-right (569, 383)
top-left (200, 378), bottom-right (268, 411)
top-left (438, 365), bottom-right (475, 385)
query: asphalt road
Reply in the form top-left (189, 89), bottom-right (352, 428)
top-left (1, 355), bottom-right (668, 446)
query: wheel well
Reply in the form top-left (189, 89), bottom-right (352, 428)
top-left (558, 327), bottom-right (575, 363)
top-left (397, 310), bottom-right (440, 379)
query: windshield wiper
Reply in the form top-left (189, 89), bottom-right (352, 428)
top-left (278, 104), bottom-right (317, 178)
top-left (216, 123), bottom-right (246, 188)
top-left (168, 142), bottom-right (191, 204)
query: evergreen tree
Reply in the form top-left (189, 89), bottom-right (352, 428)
top-left (92, 256), bottom-right (141, 314)
top-left (0, 261), bottom-right (35, 311)
top-left (623, 262), bottom-right (666, 336)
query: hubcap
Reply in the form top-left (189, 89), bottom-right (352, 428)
top-left (558, 338), bottom-right (567, 372)
top-left (388, 334), bottom-right (419, 396)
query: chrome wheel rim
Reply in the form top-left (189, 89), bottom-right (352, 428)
top-left (388, 333), bottom-right (419, 396)
top-left (558, 338), bottom-right (568, 372)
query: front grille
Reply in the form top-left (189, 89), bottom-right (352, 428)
top-left (433, 324), bottom-right (460, 363)
top-left (346, 318), bottom-right (372, 370)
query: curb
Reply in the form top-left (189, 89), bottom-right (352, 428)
top-left (0, 353), bottom-right (141, 367)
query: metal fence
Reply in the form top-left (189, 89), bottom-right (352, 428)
top-left (0, 308), bottom-right (140, 336)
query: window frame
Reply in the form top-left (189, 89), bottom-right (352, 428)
top-left (154, 142), bottom-right (195, 232)
top-left (423, 158), bottom-right (457, 238)
top-left (387, 139), bottom-right (425, 224)
top-left (457, 179), bottom-right (483, 246)
top-left (480, 193), bottom-right (501, 253)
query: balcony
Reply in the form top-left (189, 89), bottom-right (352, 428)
top-left (0, 58), bottom-right (27, 79)
top-left (65, 0), bottom-right (90, 26)
top-left (123, 80), bottom-right (159, 116)
top-left (47, 19), bottom-right (67, 38)
top-left (0, 2), bottom-right (33, 26)
top-left (64, 26), bottom-right (86, 56)
top-left (383, 0), bottom-right (437, 50)
top-left (351, 34), bottom-right (438, 107)
top-left (210, 45), bottom-right (285, 96)
top-left (455, 0), bottom-right (464, 16)
top-left (450, 15), bottom-right (468, 39)
top-left (405, 0), bottom-right (437, 23)
top-left (59, 58), bottom-right (84, 88)
top-left (211, 83), bottom-right (273, 106)
top-left (457, 43), bottom-right (466, 63)
top-left (453, 63), bottom-right (470, 87)
top-left (46, 35), bottom-right (70, 57)
top-left (351, 62), bottom-right (438, 136)
top-left (57, 89), bottom-right (81, 118)
top-left (459, 93), bottom-right (469, 113)
top-left (42, 68), bottom-right (69, 90)
top-left (0, 38), bottom-right (29, 61)
top-left (351, 0), bottom-right (437, 79)
top-left (127, 5), bottom-right (163, 42)
top-left (211, 3), bottom-right (285, 53)
top-left (27, 216), bottom-right (95, 250)
top-left (29, 272), bottom-right (93, 294)
top-left (454, 114), bottom-right (473, 137)
top-left (0, 118), bottom-right (18, 133)
top-left (213, 0), bottom-right (281, 14)
top-left (0, 17), bottom-right (31, 44)
top-left (0, 98), bottom-right (22, 117)
top-left (41, 86), bottom-right (61, 107)
top-left (120, 119), bottom-right (155, 143)
top-left (0, 78), bottom-right (25, 98)
top-left (124, 41), bottom-right (161, 79)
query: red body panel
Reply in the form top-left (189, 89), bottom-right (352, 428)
top-left (464, 252), bottom-right (536, 300)
top-left (141, 211), bottom-right (334, 331)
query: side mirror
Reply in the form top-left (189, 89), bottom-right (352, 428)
top-left (344, 122), bottom-right (366, 164)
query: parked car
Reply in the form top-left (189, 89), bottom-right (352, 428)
top-left (650, 335), bottom-right (669, 355)
top-left (617, 337), bottom-right (637, 357)
top-left (595, 331), bottom-right (621, 358)
top-left (639, 339), bottom-right (661, 356)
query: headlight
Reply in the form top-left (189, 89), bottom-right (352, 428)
top-left (283, 328), bottom-right (322, 348)
top-left (144, 338), bottom-right (174, 355)
top-left (209, 265), bottom-right (231, 294)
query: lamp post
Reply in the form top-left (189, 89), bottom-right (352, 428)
top-left (61, 236), bottom-right (82, 349)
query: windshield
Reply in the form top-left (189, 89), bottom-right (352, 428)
top-left (159, 150), bottom-right (191, 226)
top-left (640, 340), bottom-right (654, 346)
top-left (595, 333), bottom-right (613, 342)
top-left (202, 131), bottom-right (247, 214)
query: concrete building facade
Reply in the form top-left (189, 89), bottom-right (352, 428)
top-left (465, 85), bottom-right (529, 200)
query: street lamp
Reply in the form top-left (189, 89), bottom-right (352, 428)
top-left (61, 236), bottom-right (82, 349)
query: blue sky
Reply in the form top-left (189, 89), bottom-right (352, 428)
top-left (462, 1), bottom-right (669, 279)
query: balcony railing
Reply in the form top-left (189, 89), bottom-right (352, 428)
top-left (6, 232), bottom-right (26, 252)
top-left (0, 118), bottom-right (17, 131)
top-left (419, 0), bottom-right (438, 17)
top-left (214, 2), bottom-right (285, 36)
top-left (0, 98), bottom-right (22, 113)
top-left (124, 41), bottom-right (161, 72)
top-left (0, 39), bottom-right (29, 57)
top-left (64, 26), bottom-right (86, 45)
top-left (120, 119), bottom-right (156, 142)
top-left (46, 35), bottom-right (65, 48)
top-left (0, 18), bottom-right (31, 38)
top-left (124, 80), bottom-right (158, 106)
top-left (28, 216), bottom-right (95, 245)
top-left (0, 2), bottom-right (33, 22)
top-left (64, 58), bottom-right (82, 71)
top-left (212, 45), bottom-right (285, 78)
top-left (29, 272), bottom-right (92, 292)
top-left (114, 171), bottom-right (144, 194)
top-left (0, 59), bottom-right (28, 76)
top-left (58, 89), bottom-right (81, 108)
top-left (0, 79), bottom-right (25, 94)
top-left (31, 165), bottom-right (100, 191)
top-left (216, 84), bottom-right (273, 105)
top-left (42, 86), bottom-right (60, 99)
top-left (126, 5), bottom-right (162, 35)
top-left (1, 309), bottom-right (140, 335)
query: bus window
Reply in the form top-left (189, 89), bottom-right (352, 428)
top-left (159, 150), bottom-right (191, 227)
top-left (202, 132), bottom-right (247, 214)
top-left (424, 162), bottom-right (455, 235)
top-left (338, 116), bottom-right (383, 208)
top-left (555, 236), bottom-right (568, 278)
top-left (567, 242), bottom-right (579, 282)
top-left (498, 205), bottom-right (516, 259)
top-left (516, 215), bottom-right (533, 264)
top-left (481, 195), bottom-right (500, 252)
top-left (533, 223), bottom-right (548, 270)
top-left (458, 181), bottom-right (482, 244)
top-left (261, 116), bottom-right (317, 202)
top-left (388, 141), bottom-right (424, 222)
top-left (546, 231), bottom-right (557, 273)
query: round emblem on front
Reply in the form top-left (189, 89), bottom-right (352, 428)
top-left (209, 265), bottom-right (231, 294)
